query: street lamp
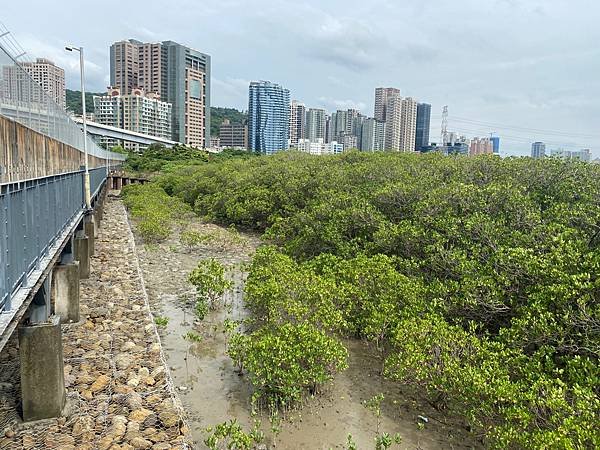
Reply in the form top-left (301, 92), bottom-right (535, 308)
top-left (65, 45), bottom-right (91, 209)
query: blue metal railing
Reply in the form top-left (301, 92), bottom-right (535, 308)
top-left (0, 167), bottom-right (106, 311)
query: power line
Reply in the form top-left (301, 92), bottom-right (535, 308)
top-left (452, 117), bottom-right (600, 139)
top-left (429, 113), bottom-right (599, 140)
top-left (449, 127), bottom-right (593, 148)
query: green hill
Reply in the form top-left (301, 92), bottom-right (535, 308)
top-left (66, 89), bottom-right (104, 115)
top-left (211, 107), bottom-right (247, 136)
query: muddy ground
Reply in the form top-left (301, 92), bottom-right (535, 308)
top-left (132, 214), bottom-right (480, 450)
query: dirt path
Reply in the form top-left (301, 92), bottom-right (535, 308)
top-left (133, 213), bottom-right (480, 449)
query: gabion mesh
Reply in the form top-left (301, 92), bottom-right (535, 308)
top-left (0, 194), bottom-right (192, 449)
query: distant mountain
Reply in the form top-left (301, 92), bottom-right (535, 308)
top-left (66, 89), bottom-right (104, 115)
top-left (211, 107), bottom-right (247, 136)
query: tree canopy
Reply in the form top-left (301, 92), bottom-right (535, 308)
top-left (152, 151), bottom-right (600, 447)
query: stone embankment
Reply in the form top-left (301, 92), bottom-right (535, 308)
top-left (0, 194), bottom-right (190, 449)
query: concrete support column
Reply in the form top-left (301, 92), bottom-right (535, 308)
top-left (74, 232), bottom-right (90, 279)
top-left (84, 215), bottom-right (96, 257)
top-left (95, 191), bottom-right (105, 225)
top-left (97, 186), bottom-right (107, 224)
top-left (28, 276), bottom-right (52, 324)
top-left (115, 177), bottom-right (122, 190)
top-left (51, 262), bottom-right (80, 324)
top-left (18, 315), bottom-right (66, 421)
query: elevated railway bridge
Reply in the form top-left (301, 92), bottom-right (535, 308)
top-left (0, 37), bottom-right (132, 421)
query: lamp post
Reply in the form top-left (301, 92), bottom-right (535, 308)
top-left (65, 45), bottom-right (91, 209)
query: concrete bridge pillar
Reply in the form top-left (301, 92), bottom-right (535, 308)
top-left (74, 230), bottom-right (90, 279)
top-left (84, 214), bottom-right (96, 257)
top-left (94, 187), bottom-right (106, 225)
top-left (18, 315), bottom-right (66, 421)
top-left (51, 262), bottom-right (80, 324)
top-left (115, 176), bottom-right (122, 190)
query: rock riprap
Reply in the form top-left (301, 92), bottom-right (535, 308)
top-left (0, 194), bottom-right (191, 449)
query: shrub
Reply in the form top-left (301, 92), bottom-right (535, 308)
top-left (204, 419), bottom-right (264, 450)
top-left (154, 316), bottom-right (169, 327)
top-left (122, 183), bottom-right (191, 243)
top-left (188, 259), bottom-right (234, 319)
top-left (228, 323), bottom-right (348, 407)
top-left (146, 151), bottom-right (600, 446)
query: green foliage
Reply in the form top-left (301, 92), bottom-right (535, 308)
top-left (155, 151), bottom-right (600, 447)
top-left (154, 316), bottom-right (169, 327)
top-left (345, 434), bottom-right (358, 450)
top-left (122, 183), bottom-right (189, 242)
top-left (124, 143), bottom-right (210, 174)
top-left (180, 227), bottom-right (247, 252)
top-left (363, 394), bottom-right (402, 449)
top-left (188, 259), bottom-right (234, 319)
top-left (375, 432), bottom-right (402, 450)
top-left (228, 323), bottom-right (348, 407)
top-left (66, 89), bottom-right (102, 114)
top-left (211, 106), bottom-right (247, 137)
top-left (204, 419), bottom-right (264, 450)
top-left (122, 183), bottom-right (191, 243)
top-left (183, 331), bottom-right (203, 342)
top-left (180, 230), bottom-right (214, 250)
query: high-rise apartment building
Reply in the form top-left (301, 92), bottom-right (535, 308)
top-left (350, 113), bottom-right (366, 149)
top-left (330, 109), bottom-right (364, 145)
top-left (248, 81), bottom-right (290, 154)
top-left (415, 103), bottom-right (431, 151)
top-left (383, 95), bottom-right (402, 150)
top-left (399, 97), bottom-right (417, 152)
top-left (3, 58), bottom-right (66, 108)
top-left (531, 141), bottom-right (546, 158)
top-left (469, 137), bottom-right (494, 156)
top-left (577, 148), bottom-right (592, 162)
top-left (490, 136), bottom-right (500, 154)
top-left (325, 114), bottom-right (333, 143)
top-left (110, 40), bottom-right (140, 96)
top-left (110, 39), bottom-right (211, 148)
top-left (219, 119), bottom-right (248, 149)
top-left (361, 118), bottom-right (386, 152)
top-left (306, 108), bottom-right (326, 141)
top-left (289, 100), bottom-right (306, 148)
top-left (331, 110), bottom-right (346, 141)
top-left (93, 88), bottom-right (123, 128)
top-left (550, 148), bottom-right (592, 162)
top-left (93, 87), bottom-right (172, 151)
top-left (341, 134), bottom-right (358, 150)
top-left (374, 87), bottom-right (401, 122)
top-left (375, 87), bottom-right (417, 152)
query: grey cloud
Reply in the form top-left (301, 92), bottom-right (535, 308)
top-left (2, 0), bottom-right (599, 156)
top-left (317, 96), bottom-right (367, 112)
top-left (301, 17), bottom-right (384, 71)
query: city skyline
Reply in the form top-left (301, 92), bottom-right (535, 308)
top-left (2, 0), bottom-right (599, 156)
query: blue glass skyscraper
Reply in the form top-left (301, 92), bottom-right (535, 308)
top-left (490, 136), bottom-right (500, 154)
top-left (248, 81), bottom-right (290, 154)
top-left (415, 103), bottom-right (431, 151)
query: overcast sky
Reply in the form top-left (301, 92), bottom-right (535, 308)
top-left (2, 0), bottom-right (599, 156)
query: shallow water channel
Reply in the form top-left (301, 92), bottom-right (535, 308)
top-left (133, 220), bottom-right (478, 449)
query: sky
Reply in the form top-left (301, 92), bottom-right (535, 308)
top-left (2, 0), bottom-right (599, 157)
